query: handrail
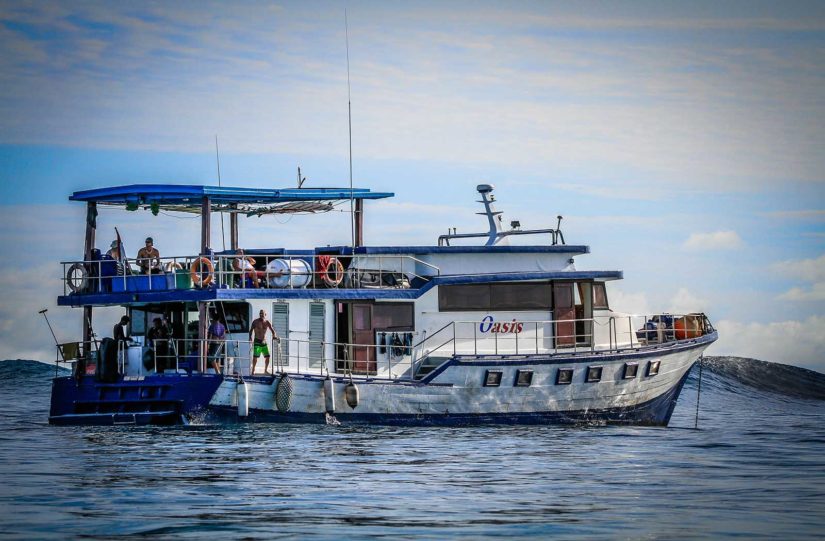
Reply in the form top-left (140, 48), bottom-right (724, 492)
top-left (60, 252), bottom-right (440, 295)
top-left (56, 313), bottom-right (714, 381)
top-left (410, 313), bottom-right (714, 373)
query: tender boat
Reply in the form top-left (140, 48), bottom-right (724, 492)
top-left (50, 183), bottom-right (717, 426)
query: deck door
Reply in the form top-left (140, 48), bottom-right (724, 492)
top-left (308, 302), bottom-right (325, 369)
top-left (271, 302), bottom-right (289, 365)
top-left (553, 282), bottom-right (576, 347)
top-left (351, 303), bottom-right (376, 374)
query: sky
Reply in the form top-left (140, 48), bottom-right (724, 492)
top-left (0, 0), bottom-right (823, 372)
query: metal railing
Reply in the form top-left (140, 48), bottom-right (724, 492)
top-left (61, 253), bottom-right (440, 295)
top-left (410, 313), bottom-right (715, 374)
top-left (53, 313), bottom-right (713, 381)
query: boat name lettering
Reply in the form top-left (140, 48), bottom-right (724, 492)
top-left (479, 315), bottom-right (524, 334)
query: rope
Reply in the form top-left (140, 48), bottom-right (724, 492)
top-left (694, 355), bottom-right (703, 429)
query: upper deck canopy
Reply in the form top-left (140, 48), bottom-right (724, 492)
top-left (70, 184), bottom-right (394, 215)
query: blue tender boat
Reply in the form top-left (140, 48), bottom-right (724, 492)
top-left (50, 183), bottom-right (716, 426)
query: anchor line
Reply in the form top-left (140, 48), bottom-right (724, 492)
top-left (694, 355), bottom-right (703, 429)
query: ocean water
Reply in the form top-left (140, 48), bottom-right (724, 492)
top-left (0, 358), bottom-right (823, 540)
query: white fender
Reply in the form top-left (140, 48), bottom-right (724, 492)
top-left (323, 377), bottom-right (335, 413)
top-left (237, 380), bottom-right (249, 417)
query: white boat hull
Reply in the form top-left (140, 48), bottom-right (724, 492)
top-left (208, 333), bottom-right (714, 426)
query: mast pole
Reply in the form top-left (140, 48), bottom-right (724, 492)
top-left (345, 9), bottom-right (355, 251)
top-left (215, 135), bottom-right (226, 251)
top-left (82, 201), bottom-right (96, 371)
top-left (199, 196), bottom-right (211, 372)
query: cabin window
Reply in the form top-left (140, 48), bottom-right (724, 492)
top-left (439, 283), bottom-right (552, 311)
top-left (128, 307), bottom-right (147, 336)
top-left (128, 307), bottom-right (163, 337)
top-left (593, 282), bottom-right (609, 310)
top-left (372, 303), bottom-right (414, 330)
top-left (556, 367), bottom-right (573, 385)
top-left (221, 302), bottom-right (250, 333)
top-left (514, 369), bottom-right (533, 387)
top-left (484, 370), bottom-right (503, 387)
top-left (623, 363), bottom-right (639, 379)
top-left (586, 366), bottom-right (603, 383)
top-left (647, 360), bottom-right (661, 377)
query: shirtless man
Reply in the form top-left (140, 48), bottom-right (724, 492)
top-left (136, 237), bottom-right (161, 274)
top-left (249, 309), bottom-right (279, 374)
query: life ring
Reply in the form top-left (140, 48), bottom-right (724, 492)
top-left (66, 262), bottom-right (88, 293)
top-left (322, 257), bottom-right (345, 287)
top-left (190, 257), bottom-right (214, 287)
top-left (164, 261), bottom-right (183, 273)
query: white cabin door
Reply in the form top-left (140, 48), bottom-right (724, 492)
top-left (308, 302), bottom-right (325, 369)
top-left (271, 302), bottom-right (289, 367)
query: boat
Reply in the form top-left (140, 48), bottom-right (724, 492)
top-left (49, 182), bottom-right (717, 426)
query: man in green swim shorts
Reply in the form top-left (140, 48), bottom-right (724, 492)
top-left (250, 309), bottom-right (279, 375)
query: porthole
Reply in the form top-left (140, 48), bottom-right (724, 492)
top-left (647, 360), bottom-right (661, 377)
top-left (586, 366), bottom-right (603, 383)
top-left (556, 367), bottom-right (573, 385)
top-left (514, 369), bottom-right (533, 387)
top-left (623, 363), bottom-right (639, 379)
top-left (484, 370), bottom-right (503, 387)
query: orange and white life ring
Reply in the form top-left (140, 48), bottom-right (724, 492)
top-left (190, 257), bottom-right (214, 287)
top-left (322, 257), bottom-right (345, 287)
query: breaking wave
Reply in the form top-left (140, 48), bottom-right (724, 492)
top-left (689, 355), bottom-right (825, 401)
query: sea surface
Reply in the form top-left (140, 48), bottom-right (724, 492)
top-left (0, 357), bottom-right (823, 540)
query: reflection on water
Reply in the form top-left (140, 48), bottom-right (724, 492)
top-left (0, 358), bottom-right (823, 539)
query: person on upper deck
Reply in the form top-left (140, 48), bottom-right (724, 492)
top-left (233, 249), bottom-right (266, 288)
top-left (136, 237), bottom-right (161, 274)
top-left (250, 309), bottom-right (279, 375)
top-left (104, 240), bottom-right (125, 276)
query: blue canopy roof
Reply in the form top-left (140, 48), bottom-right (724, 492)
top-left (71, 184), bottom-right (393, 204)
top-left (69, 184), bottom-right (394, 215)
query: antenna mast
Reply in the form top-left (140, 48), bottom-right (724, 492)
top-left (345, 9), bottom-right (355, 251)
top-left (215, 135), bottom-right (226, 251)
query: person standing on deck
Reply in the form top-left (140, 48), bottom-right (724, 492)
top-left (207, 314), bottom-right (226, 374)
top-left (250, 309), bottom-right (279, 375)
top-left (113, 315), bottom-right (130, 371)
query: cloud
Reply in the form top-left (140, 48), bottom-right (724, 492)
top-left (1, 2), bottom-right (824, 189)
top-left (777, 284), bottom-right (825, 302)
top-left (668, 288), bottom-right (709, 314)
top-left (771, 254), bottom-right (825, 283)
top-left (683, 230), bottom-right (744, 251)
top-left (765, 209), bottom-right (825, 222)
top-left (606, 288), bottom-right (652, 316)
top-left (712, 316), bottom-right (825, 373)
top-left (772, 254), bottom-right (825, 303)
top-left (553, 182), bottom-right (668, 202)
